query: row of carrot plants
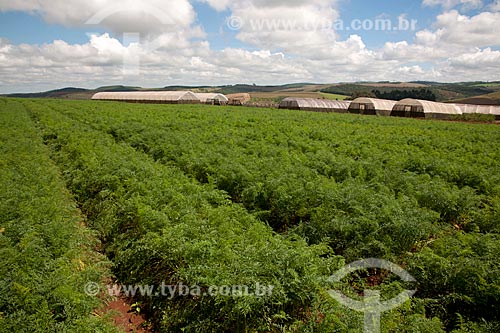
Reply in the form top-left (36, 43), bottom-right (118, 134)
top-left (22, 100), bottom-right (347, 331)
top-left (0, 100), bottom-right (117, 332)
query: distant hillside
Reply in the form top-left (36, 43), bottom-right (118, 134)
top-left (5, 81), bottom-right (500, 103)
top-left (451, 91), bottom-right (500, 105)
top-left (162, 85), bottom-right (213, 92)
top-left (409, 81), bottom-right (442, 86)
top-left (433, 83), bottom-right (495, 100)
top-left (7, 87), bottom-right (91, 99)
top-left (161, 83), bottom-right (318, 94)
top-left (320, 82), bottom-right (498, 102)
top-left (248, 91), bottom-right (349, 103)
top-left (95, 85), bottom-right (142, 92)
top-left (5, 83), bottom-right (321, 100)
top-left (214, 83), bottom-right (318, 94)
top-left (6, 86), bottom-right (144, 99)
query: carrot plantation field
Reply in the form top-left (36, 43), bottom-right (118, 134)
top-left (2, 98), bottom-right (500, 332)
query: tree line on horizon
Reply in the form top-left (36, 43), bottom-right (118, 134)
top-left (350, 88), bottom-right (437, 101)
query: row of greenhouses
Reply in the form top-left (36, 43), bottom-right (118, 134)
top-left (91, 92), bottom-right (499, 120)
top-left (279, 97), bottom-right (500, 119)
top-left (92, 91), bottom-right (229, 105)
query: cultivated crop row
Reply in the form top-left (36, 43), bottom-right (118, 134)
top-left (24, 100), bottom-right (347, 331)
top-left (0, 100), bottom-right (116, 332)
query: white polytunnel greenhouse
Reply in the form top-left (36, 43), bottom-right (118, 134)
top-left (454, 104), bottom-right (500, 120)
top-left (348, 98), bottom-right (396, 116)
top-left (278, 98), bottom-right (351, 113)
top-left (194, 93), bottom-right (229, 105)
top-left (91, 91), bottom-right (201, 104)
top-left (391, 99), bottom-right (462, 119)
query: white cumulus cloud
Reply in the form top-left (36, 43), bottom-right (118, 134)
top-left (203, 0), bottom-right (340, 53)
top-left (415, 11), bottom-right (500, 47)
top-left (448, 47), bottom-right (500, 68)
top-left (0, 0), bottom-right (499, 92)
top-left (490, 0), bottom-right (500, 11)
top-left (0, 0), bottom-right (196, 35)
top-left (422, 0), bottom-right (483, 11)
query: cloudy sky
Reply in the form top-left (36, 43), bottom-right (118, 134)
top-left (0, 0), bottom-right (499, 93)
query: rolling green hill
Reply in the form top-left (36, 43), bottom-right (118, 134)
top-left (5, 81), bottom-right (500, 104)
top-left (320, 82), bottom-right (498, 102)
top-left (451, 91), bottom-right (500, 105)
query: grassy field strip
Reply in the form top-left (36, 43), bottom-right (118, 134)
top-left (319, 93), bottom-right (350, 100)
top-left (0, 100), bottom-right (117, 332)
